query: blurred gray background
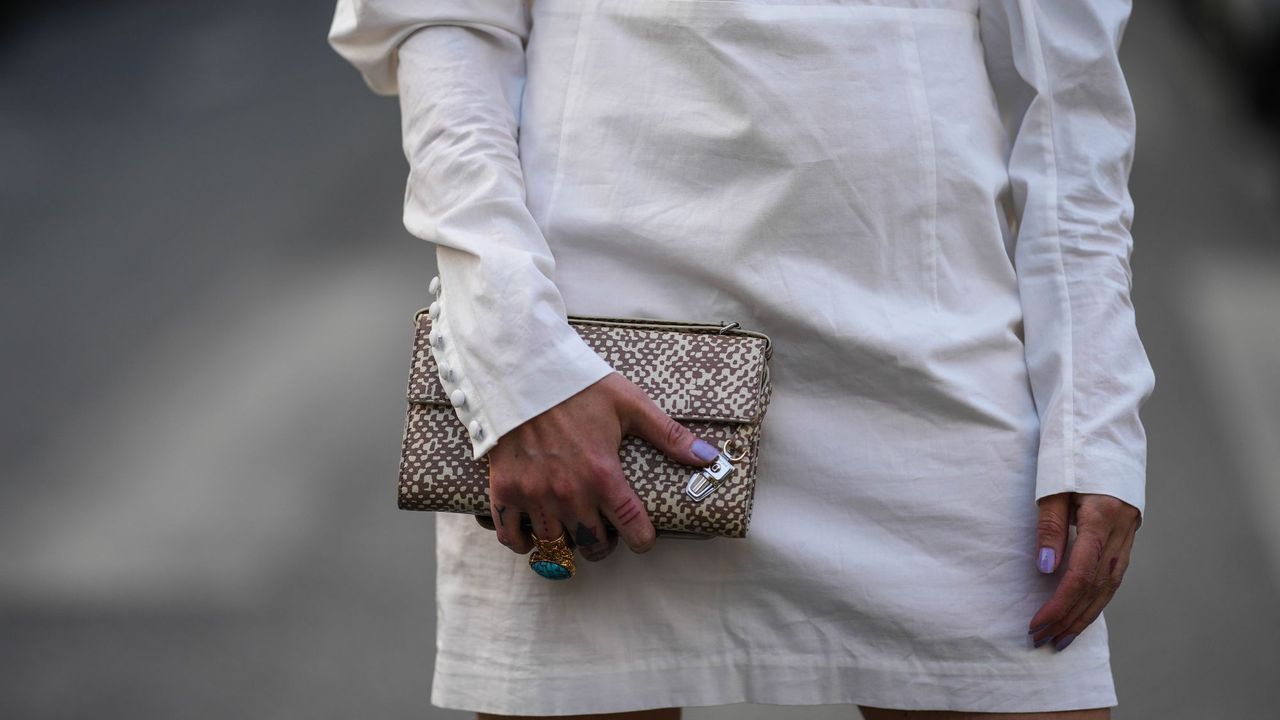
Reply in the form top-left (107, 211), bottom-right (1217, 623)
top-left (3, 1), bottom-right (1278, 718)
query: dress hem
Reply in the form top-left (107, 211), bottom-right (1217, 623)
top-left (429, 654), bottom-right (1118, 716)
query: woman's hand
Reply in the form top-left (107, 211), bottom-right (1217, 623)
top-left (1027, 492), bottom-right (1142, 651)
top-left (473, 371), bottom-right (722, 562)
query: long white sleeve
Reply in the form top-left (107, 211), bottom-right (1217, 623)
top-left (979, 0), bottom-right (1157, 516)
top-left (329, 0), bottom-right (616, 460)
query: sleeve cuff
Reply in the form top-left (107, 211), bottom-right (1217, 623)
top-left (427, 275), bottom-right (616, 461)
top-left (1033, 445), bottom-right (1147, 519)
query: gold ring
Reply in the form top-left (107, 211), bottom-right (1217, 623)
top-left (529, 527), bottom-right (576, 580)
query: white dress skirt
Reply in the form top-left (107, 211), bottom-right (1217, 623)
top-left (329, 0), bottom-right (1157, 714)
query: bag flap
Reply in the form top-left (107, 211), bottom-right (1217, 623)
top-left (406, 312), bottom-right (770, 424)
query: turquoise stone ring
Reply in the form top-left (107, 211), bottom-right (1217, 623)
top-left (530, 560), bottom-right (573, 580)
top-left (528, 528), bottom-right (577, 579)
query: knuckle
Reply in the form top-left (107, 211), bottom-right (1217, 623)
top-left (1036, 515), bottom-right (1067, 540)
top-left (599, 469), bottom-right (629, 497)
top-left (582, 455), bottom-right (617, 484)
top-left (548, 476), bottom-right (579, 503)
top-left (487, 487), bottom-right (515, 510)
top-left (586, 472), bottom-right (617, 498)
top-left (1120, 506), bottom-right (1141, 527)
top-left (609, 383), bottom-right (640, 420)
top-left (1070, 611), bottom-right (1101, 635)
top-left (1087, 538), bottom-right (1107, 566)
top-left (1065, 566), bottom-right (1098, 591)
top-left (579, 541), bottom-right (614, 562)
top-left (662, 416), bottom-right (687, 449)
top-left (1098, 574), bottom-right (1123, 594)
top-left (513, 474), bottom-right (544, 501)
top-left (487, 468), bottom-right (511, 492)
top-left (1087, 574), bottom-right (1108, 594)
top-left (1075, 533), bottom-right (1106, 566)
top-left (492, 470), bottom-right (526, 498)
top-left (1093, 495), bottom-right (1123, 511)
top-left (1039, 599), bottom-right (1069, 621)
top-left (1076, 500), bottom-right (1105, 523)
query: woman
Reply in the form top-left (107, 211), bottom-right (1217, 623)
top-left (329, 1), bottom-right (1156, 717)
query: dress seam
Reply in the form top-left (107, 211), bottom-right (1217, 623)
top-left (905, 15), bottom-right (941, 310)
top-left (541, 8), bottom-right (593, 246)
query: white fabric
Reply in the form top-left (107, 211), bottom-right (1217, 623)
top-left (330, 0), bottom-right (1156, 714)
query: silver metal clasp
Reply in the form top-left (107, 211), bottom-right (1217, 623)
top-left (684, 438), bottom-right (747, 501)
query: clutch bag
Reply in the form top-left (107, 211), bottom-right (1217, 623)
top-left (396, 309), bottom-right (775, 539)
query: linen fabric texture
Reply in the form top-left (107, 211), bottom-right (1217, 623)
top-left (329, 0), bottom-right (1156, 714)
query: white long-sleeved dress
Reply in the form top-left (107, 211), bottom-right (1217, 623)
top-left (329, 0), bottom-right (1156, 714)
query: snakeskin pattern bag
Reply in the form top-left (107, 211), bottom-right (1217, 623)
top-left (397, 309), bottom-right (775, 540)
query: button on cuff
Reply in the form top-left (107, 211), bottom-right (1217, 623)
top-left (435, 344), bottom-right (493, 457)
top-left (425, 282), bottom-right (496, 459)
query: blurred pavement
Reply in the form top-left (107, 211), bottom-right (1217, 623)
top-left (2, 1), bottom-right (1278, 718)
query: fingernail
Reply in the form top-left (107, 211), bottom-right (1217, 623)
top-left (1037, 546), bottom-right (1055, 574)
top-left (1034, 634), bottom-right (1053, 648)
top-left (692, 438), bottom-right (720, 462)
top-left (1054, 633), bottom-right (1078, 651)
top-left (1027, 622), bottom-right (1050, 635)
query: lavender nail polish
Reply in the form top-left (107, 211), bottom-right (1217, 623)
top-left (692, 438), bottom-right (720, 462)
top-left (1037, 546), bottom-right (1055, 574)
top-left (1054, 633), bottom-right (1078, 651)
top-left (1033, 634), bottom-right (1052, 648)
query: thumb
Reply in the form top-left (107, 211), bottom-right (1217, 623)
top-left (1035, 492), bottom-right (1071, 574)
top-left (622, 391), bottom-right (721, 467)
